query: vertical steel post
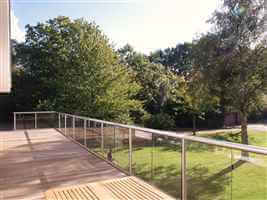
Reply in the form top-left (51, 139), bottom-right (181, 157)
top-left (58, 113), bottom-right (61, 129)
top-left (73, 116), bottom-right (75, 139)
top-left (84, 119), bottom-right (87, 146)
top-left (35, 113), bottom-right (37, 129)
top-left (151, 133), bottom-right (154, 180)
top-left (181, 139), bottom-right (187, 200)
top-left (14, 113), bottom-right (16, 130)
top-left (129, 128), bottom-right (133, 175)
top-left (64, 114), bottom-right (67, 136)
top-left (101, 123), bottom-right (104, 152)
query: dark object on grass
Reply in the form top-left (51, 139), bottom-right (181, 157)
top-left (107, 148), bottom-right (112, 161)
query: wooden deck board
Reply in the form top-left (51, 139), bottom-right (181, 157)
top-left (45, 176), bottom-right (175, 200)
top-left (0, 129), bottom-right (125, 200)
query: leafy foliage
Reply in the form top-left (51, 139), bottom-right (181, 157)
top-left (145, 112), bottom-right (176, 130)
top-left (149, 43), bottom-right (193, 77)
top-left (117, 44), bottom-right (187, 127)
top-left (193, 0), bottom-right (267, 143)
top-left (10, 0), bottom-right (267, 133)
top-left (12, 16), bottom-right (142, 123)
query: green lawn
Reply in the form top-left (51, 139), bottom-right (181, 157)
top-left (110, 132), bottom-right (267, 200)
top-left (81, 129), bottom-right (267, 200)
top-left (202, 129), bottom-right (267, 147)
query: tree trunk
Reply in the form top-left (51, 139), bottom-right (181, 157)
top-left (241, 113), bottom-right (248, 145)
top-left (240, 112), bottom-right (249, 157)
top-left (192, 114), bottom-right (196, 135)
top-left (220, 91), bottom-right (226, 128)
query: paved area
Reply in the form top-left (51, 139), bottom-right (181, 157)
top-left (196, 124), bottom-right (267, 136)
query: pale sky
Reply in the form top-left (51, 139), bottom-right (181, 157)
top-left (11, 0), bottom-right (221, 54)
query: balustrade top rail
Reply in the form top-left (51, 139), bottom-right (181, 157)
top-left (14, 111), bottom-right (56, 114)
top-left (14, 111), bottom-right (267, 155)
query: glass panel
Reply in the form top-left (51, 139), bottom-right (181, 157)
top-left (85, 120), bottom-right (92, 149)
top-left (16, 114), bottom-right (34, 129)
top-left (132, 129), bottom-right (153, 182)
top-left (85, 121), bottom-right (102, 154)
top-left (187, 141), bottom-right (232, 200)
top-left (102, 124), bottom-right (115, 159)
top-left (66, 115), bottom-right (72, 137)
top-left (231, 150), bottom-right (267, 200)
top-left (112, 126), bottom-right (129, 171)
top-left (59, 114), bottom-right (65, 134)
top-left (37, 113), bottom-right (56, 128)
top-left (74, 118), bottom-right (84, 145)
top-left (152, 135), bottom-right (182, 198)
top-left (53, 113), bottom-right (59, 128)
top-left (102, 125), bottom-right (129, 171)
top-left (132, 130), bottom-right (182, 199)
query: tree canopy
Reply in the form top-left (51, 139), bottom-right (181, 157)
top-left (149, 42), bottom-right (193, 77)
top-left (193, 0), bottom-right (267, 144)
top-left (9, 0), bottom-right (267, 134)
top-left (12, 16), bottom-right (142, 123)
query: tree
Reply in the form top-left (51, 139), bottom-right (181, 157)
top-left (149, 43), bottom-right (193, 77)
top-left (193, 0), bottom-right (267, 144)
top-left (118, 44), bottom-right (186, 128)
top-left (13, 16), bottom-right (142, 123)
top-left (185, 72), bottom-right (221, 135)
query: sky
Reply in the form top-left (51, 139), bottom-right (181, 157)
top-left (11, 0), bottom-right (221, 54)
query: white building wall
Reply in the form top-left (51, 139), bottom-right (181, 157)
top-left (0, 0), bottom-right (11, 93)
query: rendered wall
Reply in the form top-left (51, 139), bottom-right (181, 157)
top-left (0, 0), bottom-right (11, 93)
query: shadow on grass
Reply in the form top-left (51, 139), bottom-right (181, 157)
top-left (55, 129), bottom-right (252, 200)
top-left (79, 134), bottom-right (251, 200)
top-left (207, 160), bottom-right (246, 183)
top-left (210, 131), bottom-right (242, 143)
top-left (133, 160), bottom-right (230, 200)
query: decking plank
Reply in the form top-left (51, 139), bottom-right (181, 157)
top-left (0, 129), bottom-right (125, 200)
top-left (45, 176), bottom-right (175, 200)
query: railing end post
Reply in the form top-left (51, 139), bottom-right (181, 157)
top-left (34, 113), bottom-right (37, 129)
top-left (129, 128), bottom-right (133, 175)
top-left (101, 122), bottom-right (104, 152)
top-left (84, 119), bottom-right (87, 146)
top-left (64, 114), bottom-right (67, 135)
top-left (73, 116), bottom-right (75, 139)
top-left (14, 112), bottom-right (16, 130)
top-left (181, 138), bottom-right (187, 200)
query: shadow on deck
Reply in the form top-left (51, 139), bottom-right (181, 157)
top-left (0, 128), bottom-right (125, 200)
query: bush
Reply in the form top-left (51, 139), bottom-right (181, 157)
top-left (145, 112), bottom-right (176, 130)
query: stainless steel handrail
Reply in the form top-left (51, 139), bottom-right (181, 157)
top-left (13, 111), bottom-right (57, 130)
top-left (57, 112), bottom-right (267, 155)
top-left (13, 111), bottom-right (267, 155)
top-left (13, 111), bottom-right (267, 200)
top-left (14, 111), bottom-right (56, 114)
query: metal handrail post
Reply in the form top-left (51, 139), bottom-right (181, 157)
top-left (101, 123), bottom-right (104, 152)
top-left (64, 114), bottom-right (67, 136)
top-left (58, 113), bottom-right (61, 129)
top-left (181, 139), bottom-right (187, 200)
top-left (14, 113), bottom-right (16, 130)
top-left (84, 119), bottom-right (87, 146)
top-left (35, 113), bottom-right (37, 129)
top-left (73, 116), bottom-right (75, 139)
top-left (129, 128), bottom-right (133, 175)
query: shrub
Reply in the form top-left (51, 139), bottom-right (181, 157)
top-left (145, 112), bottom-right (176, 130)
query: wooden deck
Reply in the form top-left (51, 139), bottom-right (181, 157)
top-left (0, 129), bottom-right (125, 200)
top-left (45, 176), bottom-right (174, 200)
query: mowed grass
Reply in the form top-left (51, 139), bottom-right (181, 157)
top-left (110, 132), bottom-right (267, 200)
top-left (77, 128), bottom-right (267, 200)
top-left (201, 129), bottom-right (267, 147)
